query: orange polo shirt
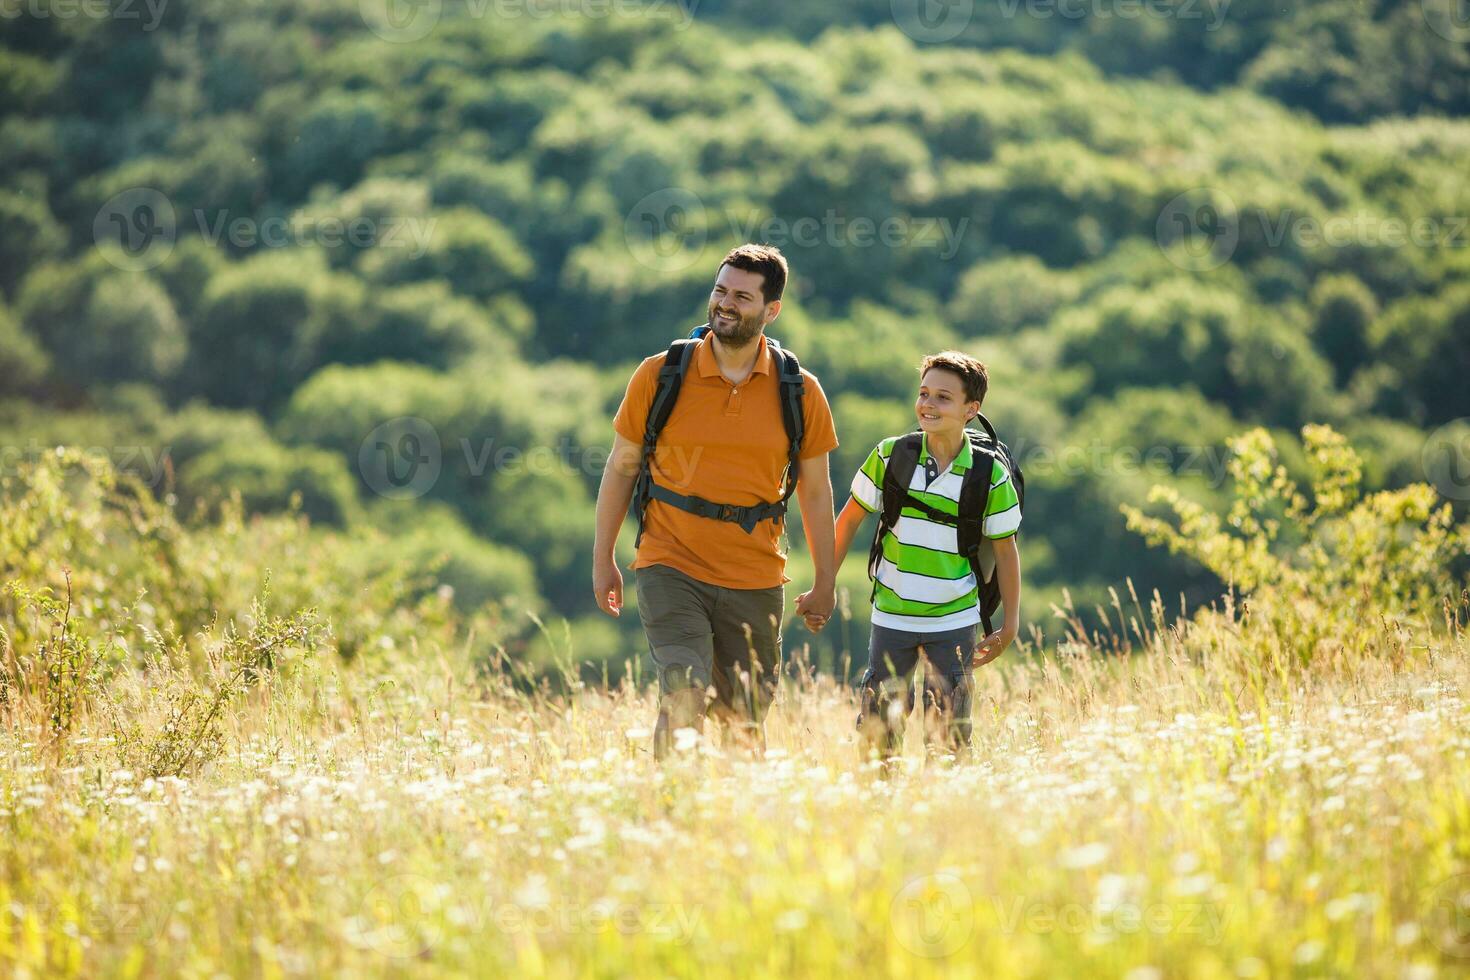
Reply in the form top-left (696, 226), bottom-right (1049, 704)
top-left (613, 334), bottom-right (838, 590)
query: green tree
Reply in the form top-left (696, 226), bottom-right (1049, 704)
top-left (360, 207), bottom-right (533, 302)
top-left (186, 250), bottom-right (363, 411)
top-left (0, 190), bottom-right (66, 298)
top-left (0, 300), bottom-right (50, 396)
top-left (179, 440), bottom-right (360, 526)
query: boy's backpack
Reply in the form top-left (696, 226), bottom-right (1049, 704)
top-left (631, 324), bottom-right (806, 546)
top-left (866, 414), bottom-right (1025, 636)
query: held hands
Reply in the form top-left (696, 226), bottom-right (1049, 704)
top-left (794, 586), bottom-right (836, 633)
top-left (973, 624), bottom-right (1017, 668)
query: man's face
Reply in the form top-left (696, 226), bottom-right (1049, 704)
top-left (707, 265), bottom-right (778, 348)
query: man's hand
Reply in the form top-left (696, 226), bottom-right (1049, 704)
top-left (795, 587), bottom-right (835, 633)
top-left (593, 559), bottom-right (624, 617)
top-left (973, 624), bottom-right (1017, 668)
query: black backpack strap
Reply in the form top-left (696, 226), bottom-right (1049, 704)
top-left (634, 335), bottom-right (806, 542)
top-left (771, 340), bottom-right (806, 525)
top-left (867, 434), bottom-right (923, 590)
top-left (866, 430), bottom-right (1002, 634)
top-left (633, 339), bottom-right (698, 546)
top-left (957, 432), bottom-right (998, 635)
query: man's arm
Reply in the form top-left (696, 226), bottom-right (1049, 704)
top-left (793, 452), bottom-right (836, 631)
top-left (974, 534), bottom-right (1021, 666)
top-left (592, 432), bottom-right (642, 616)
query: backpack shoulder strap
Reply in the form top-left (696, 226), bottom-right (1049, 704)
top-left (868, 433), bottom-right (923, 581)
top-left (959, 429), bottom-right (1000, 634)
top-left (645, 338), bottom-right (697, 444)
top-left (770, 340), bottom-right (806, 507)
top-left (633, 338), bottom-right (698, 545)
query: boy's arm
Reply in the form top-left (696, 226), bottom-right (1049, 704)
top-left (974, 534), bottom-right (1021, 666)
top-left (833, 496), bottom-right (870, 577)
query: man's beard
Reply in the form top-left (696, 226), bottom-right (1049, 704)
top-left (707, 303), bottom-right (764, 349)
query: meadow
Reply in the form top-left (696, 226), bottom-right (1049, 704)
top-left (3, 430), bottom-right (1468, 978)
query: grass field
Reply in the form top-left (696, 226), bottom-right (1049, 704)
top-left (2, 437), bottom-right (1469, 978)
top-left (2, 607), bottom-right (1468, 978)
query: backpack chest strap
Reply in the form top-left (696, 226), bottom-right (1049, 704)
top-left (645, 481), bottom-right (786, 534)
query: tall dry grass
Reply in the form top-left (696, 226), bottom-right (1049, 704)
top-left (1, 432), bottom-right (1468, 978)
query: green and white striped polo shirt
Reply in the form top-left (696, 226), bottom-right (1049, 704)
top-left (850, 433), bottom-right (1021, 633)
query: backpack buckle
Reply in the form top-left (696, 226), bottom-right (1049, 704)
top-left (719, 504), bottom-right (739, 522)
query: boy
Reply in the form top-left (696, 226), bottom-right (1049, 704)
top-left (819, 351), bottom-right (1021, 760)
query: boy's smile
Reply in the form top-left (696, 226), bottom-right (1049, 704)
top-left (915, 367), bottom-right (977, 436)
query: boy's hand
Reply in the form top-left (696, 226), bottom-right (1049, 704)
top-left (973, 625), bottom-right (1017, 667)
top-left (795, 588), bottom-right (834, 633)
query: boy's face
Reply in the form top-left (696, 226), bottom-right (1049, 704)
top-left (916, 368), bottom-right (979, 436)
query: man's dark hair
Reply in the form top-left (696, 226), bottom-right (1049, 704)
top-left (920, 350), bottom-right (989, 407)
top-left (720, 244), bottom-right (788, 304)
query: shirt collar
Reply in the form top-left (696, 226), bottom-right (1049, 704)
top-left (919, 431), bottom-right (973, 476)
top-left (695, 331), bottom-right (772, 379)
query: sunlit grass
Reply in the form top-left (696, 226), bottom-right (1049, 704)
top-left (2, 613), bottom-right (1468, 978)
top-left (3, 434), bottom-right (1469, 977)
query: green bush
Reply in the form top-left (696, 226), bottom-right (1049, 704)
top-left (180, 440), bottom-right (360, 526)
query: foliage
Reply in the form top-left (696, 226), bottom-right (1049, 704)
top-left (2, 0), bottom-right (1468, 634)
top-left (1125, 425), bottom-right (1470, 667)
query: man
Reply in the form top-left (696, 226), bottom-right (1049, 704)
top-left (593, 244), bottom-right (839, 758)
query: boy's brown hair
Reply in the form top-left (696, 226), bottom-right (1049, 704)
top-left (920, 350), bottom-right (989, 407)
top-left (720, 244), bottom-right (789, 304)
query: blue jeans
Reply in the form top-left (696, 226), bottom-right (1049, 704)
top-left (856, 623), bottom-right (976, 757)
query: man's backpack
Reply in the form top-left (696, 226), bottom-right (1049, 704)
top-left (631, 324), bottom-right (806, 546)
top-left (866, 414), bottom-right (1025, 636)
